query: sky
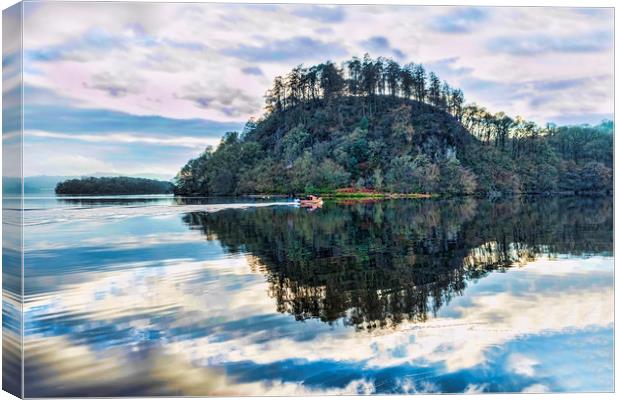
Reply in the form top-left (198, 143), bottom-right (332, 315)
top-left (18, 2), bottom-right (614, 179)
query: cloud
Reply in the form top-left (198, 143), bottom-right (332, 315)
top-left (426, 57), bottom-right (474, 79)
top-left (222, 36), bottom-right (347, 62)
top-left (85, 71), bottom-right (146, 97)
top-left (20, 101), bottom-right (244, 178)
top-left (315, 27), bottom-right (334, 35)
top-left (26, 130), bottom-right (220, 149)
top-left (506, 354), bottom-right (539, 377)
top-left (161, 38), bottom-right (207, 52)
top-left (241, 67), bottom-right (264, 76)
top-left (24, 85), bottom-right (77, 106)
top-left (177, 83), bottom-right (262, 117)
top-left (23, 3), bottom-right (614, 127)
top-left (26, 25), bottom-right (207, 65)
top-left (444, 67), bottom-right (612, 126)
top-left (24, 102), bottom-right (244, 135)
top-left (19, 3), bottom-right (614, 178)
top-left (487, 31), bottom-right (612, 55)
top-left (530, 77), bottom-right (590, 91)
top-left (25, 152), bottom-right (115, 177)
top-left (521, 384), bottom-right (549, 393)
top-left (23, 137), bottom-right (203, 179)
top-left (359, 36), bottom-right (405, 60)
top-left (430, 8), bottom-right (488, 33)
top-left (464, 384), bottom-right (488, 393)
top-left (26, 28), bottom-right (126, 62)
top-left (573, 8), bottom-right (613, 18)
top-left (291, 5), bottom-right (345, 23)
top-left (361, 36), bottom-right (390, 50)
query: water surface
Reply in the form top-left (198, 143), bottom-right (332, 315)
top-left (22, 196), bottom-right (613, 395)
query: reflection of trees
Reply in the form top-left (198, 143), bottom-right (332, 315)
top-left (183, 196), bottom-right (612, 331)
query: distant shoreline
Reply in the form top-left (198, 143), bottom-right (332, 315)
top-left (54, 176), bottom-right (174, 196)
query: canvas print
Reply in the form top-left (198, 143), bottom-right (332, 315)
top-left (2, 1), bottom-right (614, 397)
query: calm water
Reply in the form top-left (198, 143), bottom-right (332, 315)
top-left (20, 195), bottom-right (612, 395)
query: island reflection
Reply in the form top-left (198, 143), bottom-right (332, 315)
top-left (183, 196), bottom-right (612, 331)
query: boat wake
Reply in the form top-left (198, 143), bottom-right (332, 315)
top-left (23, 202), bottom-right (297, 226)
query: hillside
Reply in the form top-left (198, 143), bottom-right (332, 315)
top-left (174, 55), bottom-right (613, 196)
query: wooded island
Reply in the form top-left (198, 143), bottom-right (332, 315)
top-left (55, 176), bottom-right (174, 195)
top-left (173, 55), bottom-right (612, 197)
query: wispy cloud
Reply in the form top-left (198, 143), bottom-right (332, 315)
top-left (26, 130), bottom-right (221, 149)
top-left (24, 103), bottom-right (244, 135)
top-left (359, 36), bottom-right (405, 60)
top-left (177, 83), bottom-right (262, 117)
top-left (430, 8), bottom-right (488, 33)
top-left (26, 25), bottom-right (207, 64)
top-left (241, 66), bottom-right (264, 76)
top-left (425, 57), bottom-right (474, 78)
top-left (85, 71), bottom-right (146, 97)
top-left (26, 28), bottom-right (125, 62)
top-left (221, 36), bottom-right (347, 62)
top-left (291, 5), bottom-right (346, 23)
top-left (487, 31), bottom-right (613, 55)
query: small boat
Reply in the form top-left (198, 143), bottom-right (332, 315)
top-left (296, 195), bottom-right (323, 208)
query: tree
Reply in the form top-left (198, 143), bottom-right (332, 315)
top-left (492, 112), bottom-right (513, 150)
top-left (576, 162), bottom-right (612, 192)
top-left (412, 64), bottom-right (426, 102)
top-left (400, 63), bottom-right (415, 99)
top-left (390, 105), bottom-right (415, 144)
top-left (440, 81), bottom-right (451, 111)
top-left (266, 76), bottom-right (285, 112)
top-left (385, 154), bottom-right (439, 193)
top-left (318, 62), bottom-right (345, 99)
top-left (312, 159), bottom-right (350, 190)
top-left (439, 160), bottom-right (477, 194)
top-left (281, 125), bottom-right (311, 165)
top-left (287, 65), bottom-right (304, 106)
top-left (306, 66), bottom-right (319, 101)
top-left (375, 57), bottom-right (386, 95)
top-left (427, 72), bottom-right (442, 107)
top-left (449, 88), bottom-right (464, 120)
top-left (346, 57), bottom-right (362, 96)
top-left (386, 59), bottom-right (401, 97)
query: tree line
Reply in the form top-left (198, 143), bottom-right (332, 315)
top-left (56, 176), bottom-right (174, 195)
top-left (266, 54), bottom-right (465, 119)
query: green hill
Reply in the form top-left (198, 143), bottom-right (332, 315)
top-left (174, 55), bottom-right (612, 196)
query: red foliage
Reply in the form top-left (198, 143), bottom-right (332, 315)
top-left (335, 187), bottom-right (380, 194)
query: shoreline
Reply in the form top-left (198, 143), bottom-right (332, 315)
top-left (244, 190), bottom-right (612, 200)
top-left (38, 191), bottom-right (612, 200)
